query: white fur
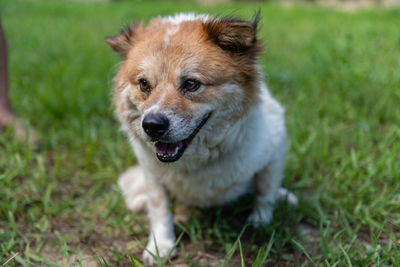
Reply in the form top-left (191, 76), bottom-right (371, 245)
top-left (163, 26), bottom-right (179, 48)
top-left (118, 166), bottom-right (147, 212)
top-left (134, 83), bottom-right (286, 206)
top-left (279, 187), bottom-right (299, 205)
top-left (161, 13), bottom-right (209, 24)
top-left (118, 79), bottom-right (297, 264)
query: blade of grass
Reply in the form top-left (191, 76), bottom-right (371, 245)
top-left (292, 239), bottom-right (316, 266)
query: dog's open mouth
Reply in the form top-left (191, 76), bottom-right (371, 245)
top-left (155, 113), bottom-right (211, 163)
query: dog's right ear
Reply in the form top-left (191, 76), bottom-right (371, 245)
top-left (105, 25), bottom-right (136, 58)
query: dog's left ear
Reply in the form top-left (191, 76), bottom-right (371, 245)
top-left (203, 11), bottom-right (261, 57)
top-left (105, 25), bottom-right (137, 58)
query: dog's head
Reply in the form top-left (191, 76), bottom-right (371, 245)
top-left (107, 13), bottom-right (262, 163)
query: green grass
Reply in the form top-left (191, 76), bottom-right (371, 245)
top-left (1, 0), bottom-right (399, 265)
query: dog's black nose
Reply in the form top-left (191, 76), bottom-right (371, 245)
top-left (142, 113), bottom-right (169, 139)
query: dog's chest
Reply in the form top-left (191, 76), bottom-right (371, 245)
top-left (133, 88), bottom-right (285, 207)
top-left (158, 114), bottom-right (274, 206)
top-left (160, 157), bottom-right (256, 206)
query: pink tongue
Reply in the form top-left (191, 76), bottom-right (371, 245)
top-left (155, 141), bottom-right (183, 155)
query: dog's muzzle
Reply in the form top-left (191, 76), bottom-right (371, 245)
top-left (143, 112), bottom-right (211, 163)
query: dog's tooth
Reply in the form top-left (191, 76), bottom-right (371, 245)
top-left (157, 144), bottom-right (179, 158)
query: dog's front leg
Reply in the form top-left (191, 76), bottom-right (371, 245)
top-left (247, 148), bottom-right (287, 227)
top-left (247, 154), bottom-right (298, 227)
top-left (247, 162), bottom-right (282, 227)
top-left (142, 174), bottom-right (176, 265)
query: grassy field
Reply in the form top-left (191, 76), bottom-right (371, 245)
top-left (0, 0), bottom-right (399, 266)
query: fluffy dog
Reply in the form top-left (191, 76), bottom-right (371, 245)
top-left (106, 12), bottom-right (297, 264)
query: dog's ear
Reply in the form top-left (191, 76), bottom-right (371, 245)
top-left (105, 25), bottom-right (136, 58)
top-left (203, 11), bottom-right (261, 57)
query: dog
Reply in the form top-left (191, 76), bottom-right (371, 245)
top-left (106, 12), bottom-right (298, 265)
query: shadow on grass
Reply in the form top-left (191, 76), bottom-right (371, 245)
top-left (172, 193), bottom-right (310, 266)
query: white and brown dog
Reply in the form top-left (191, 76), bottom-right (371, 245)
top-left (106, 12), bottom-right (297, 264)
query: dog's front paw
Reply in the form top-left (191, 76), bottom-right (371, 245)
top-left (118, 166), bottom-right (147, 212)
top-left (142, 238), bottom-right (176, 266)
top-left (247, 207), bottom-right (273, 228)
top-left (123, 192), bottom-right (147, 212)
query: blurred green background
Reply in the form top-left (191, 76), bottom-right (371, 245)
top-left (0, 0), bottom-right (399, 266)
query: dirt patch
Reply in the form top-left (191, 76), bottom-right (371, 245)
top-left (41, 244), bottom-right (99, 267)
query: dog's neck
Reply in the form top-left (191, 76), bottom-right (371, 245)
top-left (170, 98), bottom-right (263, 171)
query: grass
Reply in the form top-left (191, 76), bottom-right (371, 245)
top-left (0, 0), bottom-right (399, 265)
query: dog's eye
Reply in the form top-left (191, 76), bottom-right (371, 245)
top-left (139, 78), bottom-right (151, 92)
top-left (182, 79), bottom-right (201, 92)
